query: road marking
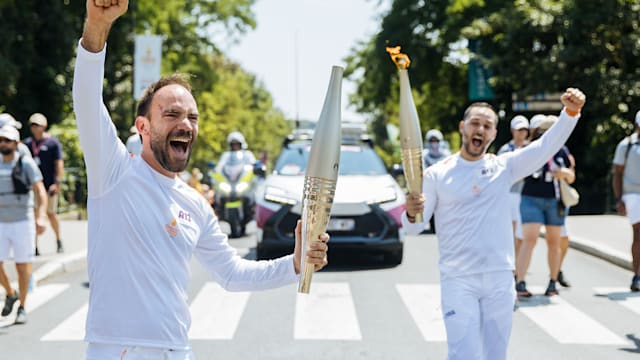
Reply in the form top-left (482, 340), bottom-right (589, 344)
top-left (188, 282), bottom-right (251, 339)
top-left (594, 287), bottom-right (640, 316)
top-left (396, 284), bottom-right (447, 342)
top-left (41, 303), bottom-right (88, 341)
top-left (0, 283), bottom-right (69, 328)
top-left (518, 286), bottom-right (627, 345)
top-left (294, 282), bottom-right (362, 340)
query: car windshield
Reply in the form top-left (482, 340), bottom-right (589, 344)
top-left (274, 144), bottom-right (388, 176)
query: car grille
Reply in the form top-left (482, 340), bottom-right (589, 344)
top-left (270, 204), bottom-right (397, 241)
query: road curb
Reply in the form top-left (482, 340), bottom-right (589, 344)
top-left (569, 236), bottom-right (632, 271)
top-left (33, 250), bottom-right (87, 284)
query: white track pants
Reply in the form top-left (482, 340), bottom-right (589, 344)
top-left (440, 270), bottom-right (515, 360)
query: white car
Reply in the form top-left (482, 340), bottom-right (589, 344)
top-left (254, 131), bottom-right (406, 265)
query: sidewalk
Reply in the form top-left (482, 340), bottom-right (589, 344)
top-left (564, 214), bottom-right (633, 271)
top-left (1, 216), bottom-right (87, 288)
top-left (0, 214), bottom-right (635, 288)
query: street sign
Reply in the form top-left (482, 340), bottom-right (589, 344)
top-left (511, 92), bottom-right (563, 111)
top-left (134, 35), bottom-right (162, 100)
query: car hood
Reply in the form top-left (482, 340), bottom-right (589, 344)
top-left (262, 174), bottom-right (403, 216)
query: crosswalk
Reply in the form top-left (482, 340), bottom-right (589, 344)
top-left (2, 281), bottom-right (639, 346)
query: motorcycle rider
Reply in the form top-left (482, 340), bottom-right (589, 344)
top-left (215, 131), bottom-right (256, 173)
top-left (213, 131), bottom-right (258, 237)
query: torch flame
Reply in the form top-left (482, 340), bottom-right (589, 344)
top-left (386, 46), bottom-right (411, 69)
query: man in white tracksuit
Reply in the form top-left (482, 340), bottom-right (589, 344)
top-left (74, 2), bottom-right (329, 359)
top-left (403, 90), bottom-right (586, 360)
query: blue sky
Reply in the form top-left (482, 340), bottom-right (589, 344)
top-left (224, 0), bottom-right (389, 123)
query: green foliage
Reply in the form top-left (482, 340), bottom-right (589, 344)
top-left (347, 0), bottom-right (640, 213)
top-left (0, 0), bottom-right (291, 208)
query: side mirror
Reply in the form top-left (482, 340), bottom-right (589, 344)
top-left (390, 163), bottom-right (406, 188)
top-left (253, 161), bottom-right (267, 178)
top-left (390, 164), bottom-right (404, 178)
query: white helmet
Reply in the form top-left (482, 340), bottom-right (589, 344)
top-left (227, 131), bottom-right (247, 149)
top-left (425, 129), bottom-right (444, 142)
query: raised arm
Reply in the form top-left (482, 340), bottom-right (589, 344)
top-left (73, 1), bottom-right (130, 197)
top-left (81, 1), bottom-right (129, 52)
top-left (507, 88), bottom-right (586, 182)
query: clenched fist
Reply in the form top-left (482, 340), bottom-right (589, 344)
top-left (560, 88), bottom-right (586, 114)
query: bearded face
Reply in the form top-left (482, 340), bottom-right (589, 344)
top-left (149, 126), bottom-right (194, 173)
top-left (459, 107), bottom-right (497, 160)
top-left (141, 84), bottom-right (199, 176)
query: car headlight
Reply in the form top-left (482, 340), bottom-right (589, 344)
top-left (367, 186), bottom-right (397, 204)
top-left (218, 182), bottom-right (232, 194)
top-left (264, 186), bottom-right (297, 205)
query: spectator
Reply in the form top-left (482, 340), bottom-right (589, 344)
top-left (497, 115), bottom-right (530, 260)
top-left (612, 110), bottom-right (640, 292)
top-left (0, 113), bottom-right (31, 158)
top-left (515, 115), bottom-right (576, 297)
top-left (23, 113), bottom-right (64, 254)
top-left (0, 125), bottom-right (47, 324)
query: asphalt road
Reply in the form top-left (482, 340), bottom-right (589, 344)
top-left (1, 227), bottom-right (639, 359)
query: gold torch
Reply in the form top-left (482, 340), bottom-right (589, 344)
top-left (298, 66), bottom-right (343, 294)
top-left (386, 46), bottom-right (423, 223)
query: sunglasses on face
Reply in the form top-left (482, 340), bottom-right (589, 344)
top-left (0, 137), bottom-right (14, 143)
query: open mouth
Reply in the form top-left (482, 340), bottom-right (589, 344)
top-left (471, 138), bottom-right (483, 148)
top-left (169, 135), bottom-right (191, 156)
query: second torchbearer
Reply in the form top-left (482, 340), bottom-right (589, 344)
top-left (298, 66), bottom-right (343, 294)
top-left (387, 46), bottom-right (423, 223)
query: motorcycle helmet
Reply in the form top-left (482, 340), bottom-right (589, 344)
top-left (227, 131), bottom-right (248, 150)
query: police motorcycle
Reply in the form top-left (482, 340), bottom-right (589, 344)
top-left (210, 132), bottom-right (265, 238)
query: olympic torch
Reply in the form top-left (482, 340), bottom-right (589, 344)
top-left (386, 46), bottom-right (423, 223)
top-left (298, 66), bottom-right (343, 294)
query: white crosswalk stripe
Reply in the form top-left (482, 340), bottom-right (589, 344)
top-left (188, 282), bottom-right (251, 339)
top-left (294, 282), bottom-right (362, 340)
top-left (41, 304), bottom-right (88, 341)
top-left (593, 287), bottom-right (640, 316)
top-left (517, 286), bottom-right (628, 345)
top-left (396, 284), bottom-right (447, 342)
top-left (0, 283), bottom-right (69, 328)
top-left (6, 281), bottom-right (640, 346)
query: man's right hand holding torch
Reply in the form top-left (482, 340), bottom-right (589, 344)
top-left (405, 193), bottom-right (425, 223)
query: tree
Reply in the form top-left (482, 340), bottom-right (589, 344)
top-left (346, 0), bottom-right (640, 213)
top-left (0, 0), bottom-right (291, 207)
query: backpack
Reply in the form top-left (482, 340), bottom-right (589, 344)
top-left (624, 136), bottom-right (639, 168)
top-left (11, 154), bottom-right (31, 194)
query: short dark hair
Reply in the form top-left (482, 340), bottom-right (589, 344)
top-left (463, 102), bottom-right (498, 123)
top-left (136, 74), bottom-right (193, 118)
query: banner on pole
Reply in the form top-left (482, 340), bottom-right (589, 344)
top-left (134, 35), bottom-right (162, 100)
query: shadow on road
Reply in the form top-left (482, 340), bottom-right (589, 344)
top-left (620, 334), bottom-right (640, 354)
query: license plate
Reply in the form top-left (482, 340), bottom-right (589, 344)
top-left (326, 218), bottom-right (355, 231)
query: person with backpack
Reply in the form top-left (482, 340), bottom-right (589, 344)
top-left (612, 110), bottom-right (640, 291)
top-left (0, 125), bottom-right (47, 324)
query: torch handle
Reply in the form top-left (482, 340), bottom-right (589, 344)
top-left (298, 259), bottom-right (317, 294)
top-left (298, 176), bottom-right (336, 294)
top-left (401, 147), bottom-right (423, 223)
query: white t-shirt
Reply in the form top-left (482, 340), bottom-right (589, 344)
top-left (613, 132), bottom-right (640, 194)
top-left (403, 111), bottom-right (578, 279)
top-left (73, 41), bottom-right (298, 350)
